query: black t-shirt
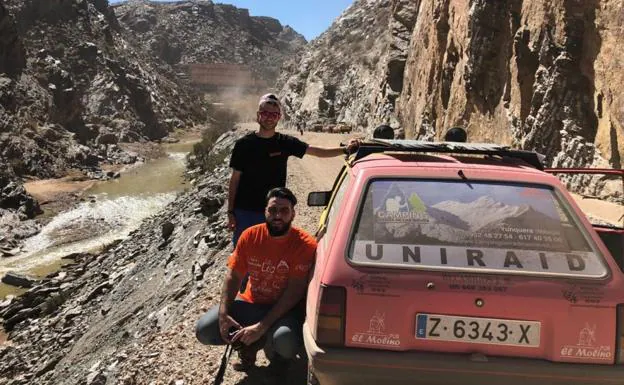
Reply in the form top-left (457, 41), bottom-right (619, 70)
top-left (230, 132), bottom-right (308, 211)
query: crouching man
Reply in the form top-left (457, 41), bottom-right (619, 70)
top-left (196, 187), bottom-right (317, 377)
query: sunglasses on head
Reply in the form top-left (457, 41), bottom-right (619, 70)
top-left (259, 111), bottom-right (281, 120)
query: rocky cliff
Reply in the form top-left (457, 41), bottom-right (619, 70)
top-left (112, 0), bottom-right (306, 86)
top-left (0, 0), bottom-right (206, 182)
top-left (277, 0), bottom-right (398, 129)
top-left (278, 0), bottom-right (623, 170)
top-left (0, 0), bottom-right (206, 255)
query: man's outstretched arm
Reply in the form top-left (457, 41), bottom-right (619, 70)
top-left (305, 138), bottom-right (360, 158)
top-left (305, 146), bottom-right (345, 158)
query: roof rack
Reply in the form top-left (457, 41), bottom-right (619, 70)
top-left (350, 139), bottom-right (545, 170)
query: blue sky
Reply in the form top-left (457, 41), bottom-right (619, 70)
top-left (108, 0), bottom-right (354, 40)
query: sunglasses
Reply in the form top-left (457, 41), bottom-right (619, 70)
top-left (259, 111), bottom-right (281, 120)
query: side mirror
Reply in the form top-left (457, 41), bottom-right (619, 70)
top-left (307, 191), bottom-right (331, 207)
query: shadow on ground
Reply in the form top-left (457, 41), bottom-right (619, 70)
top-left (234, 353), bottom-right (308, 385)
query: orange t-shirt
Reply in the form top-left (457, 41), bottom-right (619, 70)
top-left (227, 224), bottom-right (317, 304)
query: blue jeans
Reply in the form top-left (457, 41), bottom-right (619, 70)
top-left (232, 209), bottom-right (266, 247)
top-left (195, 300), bottom-right (304, 360)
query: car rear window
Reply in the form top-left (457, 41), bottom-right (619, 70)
top-left (348, 179), bottom-right (609, 279)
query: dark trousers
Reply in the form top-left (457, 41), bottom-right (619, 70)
top-left (195, 300), bottom-right (304, 360)
top-left (232, 209), bottom-right (265, 246)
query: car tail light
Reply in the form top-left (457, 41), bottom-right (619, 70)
top-left (617, 305), bottom-right (624, 364)
top-left (315, 285), bottom-right (346, 346)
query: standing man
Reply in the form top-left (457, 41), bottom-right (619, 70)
top-left (227, 93), bottom-right (359, 246)
top-left (196, 187), bottom-right (317, 378)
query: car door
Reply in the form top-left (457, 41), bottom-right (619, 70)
top-left (306, 167), bottom-right (352, 335)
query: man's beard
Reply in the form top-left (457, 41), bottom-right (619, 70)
top-left (266, 219), bottom-right (292, 237)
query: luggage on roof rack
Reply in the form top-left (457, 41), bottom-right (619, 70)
top-left (351, 139), bottom-right (545, 170)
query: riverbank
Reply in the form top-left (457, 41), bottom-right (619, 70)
top-left (1, 131), bottom-right (203, 301)
top-left (0, 129), bottom-right (241, 385)
top-left (23, 130), bottom-right (202, 220)
top-left (0, 128), bottom-right (350, 385)
top-left (24, 172), bottom-right (99, 220)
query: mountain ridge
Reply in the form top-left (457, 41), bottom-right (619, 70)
top-left (278, 0), bottom-right (623, 176)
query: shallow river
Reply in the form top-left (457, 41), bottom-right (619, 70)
top-left (0, 141), bottom-right (196, 299)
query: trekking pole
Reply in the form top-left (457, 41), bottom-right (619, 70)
top-left (212, 344), bottom-right (233, 385)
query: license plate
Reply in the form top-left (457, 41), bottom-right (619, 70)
top-left (415, 313), bottom-right (540, 347)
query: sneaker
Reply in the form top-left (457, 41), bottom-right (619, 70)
top-left (232, 347), bottom-right (257, 372)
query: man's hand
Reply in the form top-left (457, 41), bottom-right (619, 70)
top-left (227, 212), bottom-right (236, 231)
top-left (230, 322), bottom-right (268, 346)
top-left (218, 312), bottom-right (242, 343)
top-left (345, 138), bottom-right (361, 154)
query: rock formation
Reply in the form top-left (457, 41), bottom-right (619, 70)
top-left (112, 0), bottom-right (306, 86)
top-left (0, 0), bottom-right (200, 253)
top-left (277, 0), bottom-right (397, 130)
top-left (0, 0), bottom-right (206, 183)
top-left (278, 0), bottom-right (623, 171)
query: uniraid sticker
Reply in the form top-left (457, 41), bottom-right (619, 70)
top-left (350, 180), bottom-right (608, 278)
top-left (351, 242), bottom-right (605, 277)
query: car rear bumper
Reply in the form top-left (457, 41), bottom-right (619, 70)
top-left (303, 322), bottom-right (624, 385)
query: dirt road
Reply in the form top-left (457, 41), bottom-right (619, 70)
top-left (288, 130), bottom-right (354, 231)
top-left (570, 193), bottom-right (623, 227)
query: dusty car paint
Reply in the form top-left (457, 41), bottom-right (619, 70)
top-left (305, 151), bottom-right (624, 385)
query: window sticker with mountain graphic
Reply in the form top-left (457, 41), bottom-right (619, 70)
top-left (350, 180), bottom-right (608, 278)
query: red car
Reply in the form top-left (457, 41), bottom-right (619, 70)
top-left (305, 141), bottom-right (624, 385)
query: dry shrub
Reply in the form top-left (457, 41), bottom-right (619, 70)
top-left (188, 106), bottom-right (239, 173)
